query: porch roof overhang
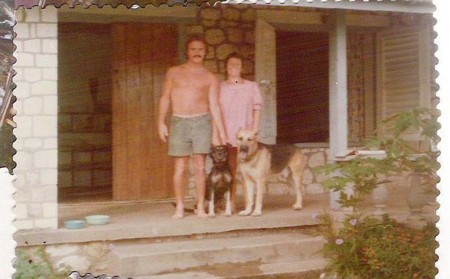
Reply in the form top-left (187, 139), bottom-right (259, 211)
top-left (235, 0), bottom-right (435, 14)
top-left (14, 0), bottom-right (435, 13)
top-left (14, 0), bottom-right (216, 9)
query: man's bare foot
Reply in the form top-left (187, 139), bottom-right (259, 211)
top-left (172, 206), bottom-right (184, 219)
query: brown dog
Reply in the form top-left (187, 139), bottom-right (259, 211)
top-left (206, 144), bottom-right (233, 217)
top-left (236, 129), bottom-right (305, 216)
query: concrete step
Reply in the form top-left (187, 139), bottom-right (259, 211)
top-left (135, 258), bottom-right (327, 279)
top-left (108, 232), bottom-right (325, 277)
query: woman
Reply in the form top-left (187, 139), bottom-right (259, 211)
top-left (214, 52), bottom-right (264, 213)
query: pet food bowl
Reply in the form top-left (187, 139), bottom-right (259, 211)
top-left (64, 220), bottom-right (86, 230)
top-left (85, 215), bottom-right (110, 225)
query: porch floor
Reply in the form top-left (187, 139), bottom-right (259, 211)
top-left (16, 194), bottom-right (326, 246)
top-left (15, 192), bottom-right (438, 247)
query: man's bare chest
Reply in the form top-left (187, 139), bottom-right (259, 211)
top-left (173, 72), bottom-right (211, 89)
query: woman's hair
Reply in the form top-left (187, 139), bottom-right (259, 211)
top-left (225, 52), bottom-right (243, 64)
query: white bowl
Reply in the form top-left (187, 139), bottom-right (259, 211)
top-left (85, 215), bottom-right (110, 225)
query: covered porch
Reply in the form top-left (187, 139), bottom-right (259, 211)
top-left (12, 0), bottom-right (436, 245)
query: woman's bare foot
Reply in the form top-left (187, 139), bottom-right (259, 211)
top-left (196, 209), bottom-right (208, 218)
top-left (172, 206), bottom-right (184, 219)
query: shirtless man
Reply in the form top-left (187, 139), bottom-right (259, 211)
top-left (158, 36), bottom-right (227, 219)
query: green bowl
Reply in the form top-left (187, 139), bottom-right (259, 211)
top-left (64, 220), bottom-right (86, 230)
top-left (85, 215), bottom-right (110, 225)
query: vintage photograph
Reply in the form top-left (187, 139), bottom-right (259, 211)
top-left (0, 0), bottom-right (445, 278)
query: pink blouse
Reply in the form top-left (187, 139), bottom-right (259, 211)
top-left (219, 80), bottom-right (263, 147)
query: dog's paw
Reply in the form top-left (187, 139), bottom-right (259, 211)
top-left (239, 210), bottom-right (251, 216)
top-left (292, 203), bottom-right (303, 210)
top-left (251, 211), bottom-right (262, 217)
top-left (208, 212), bottom-right (216, 218)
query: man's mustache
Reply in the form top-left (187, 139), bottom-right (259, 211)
top-left (194, 55), bottom-right (202, 58)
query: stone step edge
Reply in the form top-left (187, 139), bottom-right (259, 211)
top-left (136, 258), bottom-right (328, 279)
top-left (110, 232), bottom-right (325, 258)
top-left (114, 225), bottom-right (322, 245)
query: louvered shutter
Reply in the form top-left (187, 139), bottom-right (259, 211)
top-left (376, 25), bottom-right (432, 140)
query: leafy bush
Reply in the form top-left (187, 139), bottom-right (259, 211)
top-left (319, 214), bottom-right (438, 279)
top-left (14, 246), bottom-right (71, 279)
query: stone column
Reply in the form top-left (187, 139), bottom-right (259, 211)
top-left (13, 7), bottom-right (58, 230)
top-left (329, 10), bottom-right (349, 210)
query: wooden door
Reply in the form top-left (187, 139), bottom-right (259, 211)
top-left (112, 23), bottom-right (177, 201)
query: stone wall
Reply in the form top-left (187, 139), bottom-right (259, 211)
top-left (191, 3), bottom-right (256, 81)
top-left (13, 7), bottom-right (59, 230)
top-left (17, 242), bottom-right (111, 276)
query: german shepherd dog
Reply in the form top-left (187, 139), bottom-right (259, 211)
top-left (206, 144), bottom-right (233, 217)
top-left (237, 129), bottom-right (305, 216)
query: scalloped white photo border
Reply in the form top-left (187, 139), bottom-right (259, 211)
top-left (0, 0), bottom-right (449, 277)
top-left (434, 0), bottom-right (450, 277)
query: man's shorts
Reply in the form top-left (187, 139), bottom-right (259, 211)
top-left (168, 114), bottom-right (212, 156)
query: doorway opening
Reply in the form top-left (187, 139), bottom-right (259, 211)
top-left (57, 22), bottom-right (113, 203)
top-left (276, 31), bottom-right (329, 144)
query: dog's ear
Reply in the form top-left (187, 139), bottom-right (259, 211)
top-left (237, 127), bottom-right (243, 139)
top-left (254, 131), bottom-right (260, 142)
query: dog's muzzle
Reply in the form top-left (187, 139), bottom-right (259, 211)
top-left (238, 145), bottom-right (249, 160)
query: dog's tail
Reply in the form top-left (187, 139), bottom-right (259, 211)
top-left (171, 202), bottom-right (195, 213)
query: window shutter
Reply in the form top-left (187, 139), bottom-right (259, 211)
top-left (376, 25), bottom-right (432, 140)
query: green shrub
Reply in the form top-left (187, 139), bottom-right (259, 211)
top-left (314, 108), bottom-right (439, 279)
top-left (320, 214), bottom-right (438, 279)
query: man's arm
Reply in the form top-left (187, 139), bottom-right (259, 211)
top-left (158, 67), bottom-right (174, 143)
top-left (212, 124), bottom-right (221, 146)
top-left (208, 75), bottom-right (227, 145)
